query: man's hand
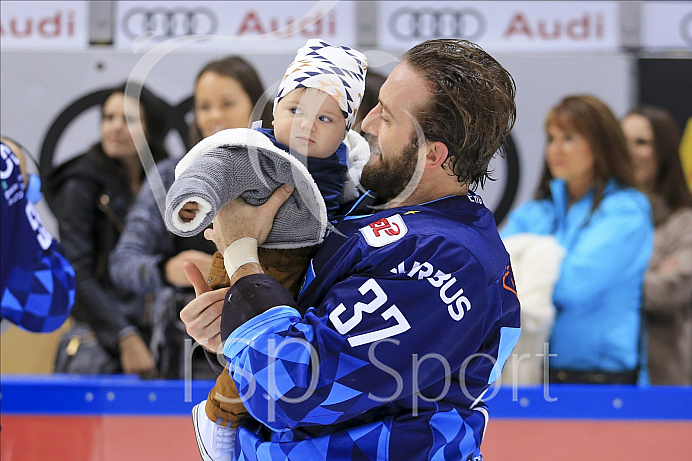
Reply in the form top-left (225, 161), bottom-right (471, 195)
top-left (179, 261), bottom-right (226, 353)
top-left (204, 185), bottom-right (294, 253)
top-left (165, 250), bottom-right (213, 287)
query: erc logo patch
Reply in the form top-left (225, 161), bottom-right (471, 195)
top-left (360, 214), bottom-right (408, 247)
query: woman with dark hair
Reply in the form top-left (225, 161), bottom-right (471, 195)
top-left (49, 82), bottom-right (170, 377)
top-left (188, 56), bottom-right (273, 147)
top-left (109, 56), bottom-right (271, 379)
top-left (622, 106), bottom-right (692, 385)
top-left (502, 95), bottom-right (653, 384)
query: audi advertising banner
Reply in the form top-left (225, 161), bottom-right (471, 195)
top-left (378, 1), bottom-right (619, 52)
top-left (642, 1), bottom-right (692, 49)
top-left (114, 1), bottom-right (357, 51)
top-left (0, 0), bottom-right (88, 50)
top-left (1, 0), bottom-right (689, 234)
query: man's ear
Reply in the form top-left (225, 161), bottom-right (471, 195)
top-left (425, 141), bottom-right (448, 169)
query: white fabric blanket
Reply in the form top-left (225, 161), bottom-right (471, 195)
top-left (501, 233), bottom-right (565, 385)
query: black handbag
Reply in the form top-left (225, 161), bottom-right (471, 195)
top-left (54, 321), bottom-right (121, 374)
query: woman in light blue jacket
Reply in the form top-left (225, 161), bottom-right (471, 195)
top-left (502, 95), bottom-right (653, 384)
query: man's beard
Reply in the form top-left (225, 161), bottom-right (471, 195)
top-left (360, 133), bottom-right (419, 207)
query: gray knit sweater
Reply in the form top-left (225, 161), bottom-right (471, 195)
top-left (165, 129), bottom-right (328, 249)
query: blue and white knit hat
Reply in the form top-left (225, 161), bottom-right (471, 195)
top-left (274, 39), bottom-right (368, 132)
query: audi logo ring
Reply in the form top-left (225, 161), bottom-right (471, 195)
top-left (389, 8), bottom-right (485, 41)
top-left (122, 7), bottom-right (218, 39)
top-left (681, 11), bottom-right (692, 46)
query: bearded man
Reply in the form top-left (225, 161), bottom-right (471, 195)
top-left (182, 39), bottom-right (519, 461)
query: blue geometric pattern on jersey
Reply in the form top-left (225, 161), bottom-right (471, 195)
top-left (1, 250), bottom-right (75, 333)
top-left (226, 306), bottom-right (380, 431)
top-left (428, 408), bottom-right (485, 460)
top-left (2, 142), bottom-right (75, 333)
top-left (224, 195), bottom-right (520, 460)
top-left (300, 261), bottom-right (316, 297)
top-left (235, 419), bottom-right (390, 461)
top-left (489, 326), bottom-right (522, 384)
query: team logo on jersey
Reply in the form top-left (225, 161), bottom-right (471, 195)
top-left (360, 214), bottom-right (408, 247)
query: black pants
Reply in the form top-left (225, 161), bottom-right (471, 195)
top-left (549, 368), bottom-right (638, 384)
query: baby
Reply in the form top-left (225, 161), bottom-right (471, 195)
top-left (164, 39), bottom-right (368, 461)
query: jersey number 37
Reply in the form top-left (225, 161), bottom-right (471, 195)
top-left (329, 278), bottom-right (411, 347)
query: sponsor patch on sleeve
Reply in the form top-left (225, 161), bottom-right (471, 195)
top-left (359, 214), bottom-right (408, 247)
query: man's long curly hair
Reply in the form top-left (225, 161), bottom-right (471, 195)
top-left (402, 39), bottom-right (516, 189)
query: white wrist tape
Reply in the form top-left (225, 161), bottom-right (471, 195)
top-left (223, 237), bottom-right (260, 279)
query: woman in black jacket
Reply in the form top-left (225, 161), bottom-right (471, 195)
top-left (49, 82), bottom-right (169, 377)
top-left (108, 57), bottom-right (272, 379)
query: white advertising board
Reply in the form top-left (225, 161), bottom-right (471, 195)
top-left (113, 1), bottom-right (357, 53)
top-left (377, 1), bottom-right (619, 52)
top-left (642, 1), bottom-right (692, 50)
top-left (0, 1), bottom-right (88, 50)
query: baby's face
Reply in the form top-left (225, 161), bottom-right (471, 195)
top-left (273, 88), bottom-right (346, 159)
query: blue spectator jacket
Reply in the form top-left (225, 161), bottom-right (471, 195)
top-left (501, 178), bottom-right (653, 373)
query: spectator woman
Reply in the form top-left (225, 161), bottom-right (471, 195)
top-left (49, 82), bottom-right (169, 377)
top-left (622, 106), bottom-right (692, 385)
top-left (187, 56), bottom-right (272, 147)
top-left (109, 57), bottom-right (271, 378)
top-left (502, 95), bottom-right (653, 384)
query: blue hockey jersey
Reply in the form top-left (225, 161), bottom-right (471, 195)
top-left (1, 141), bottom-right (75, 332)
top-left (224, 193), bottom-right (521, 460)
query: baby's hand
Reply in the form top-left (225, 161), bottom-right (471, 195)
top-left (179, 201), bottom-right (199, 223)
